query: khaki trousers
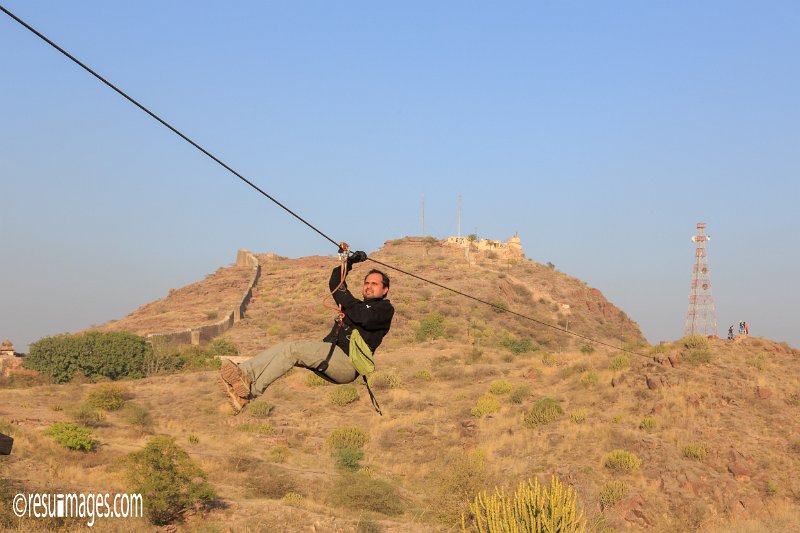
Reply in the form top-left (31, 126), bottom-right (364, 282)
top-left (238, 341), bottom-right (357, 397)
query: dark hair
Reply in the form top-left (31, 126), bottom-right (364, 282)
top-left (365, 269), bottom-right (390, 289)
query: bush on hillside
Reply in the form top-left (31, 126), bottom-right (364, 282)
top-left (489, 380), bottom-right (512, 395)
top-left (86, 383), bottom-right (126, 411)
top-left (68, 404), bottom-right (105, 427)
top-left (471, 394), bottom-right (501, 418)
top-left (205, 336), bottom-right (238, 357)
top-left (44, 422), bottom-right (97, 451)
top-left (144, 339), bottom-right (221, 376)
top-left (464, 475), bottom-right (586, 533)
top-left (329, 385), bottom-right (359, 406)
top-left (502, 337), bottom-right (534, 354)
top-left (25, 331), bottom-right (148, 383)
top-left (609, 354), bottom-right (630, 371)
top-left (604, 450), bottom-right (641, 474)
top-left (680, 335), bottom-right (710, 351)
top-left (126, 436), bottom-right (216, 525)
top-left (599, 480), bottom-right (627, 509)
top-left (510, 385), bottom-right (531, 404)
top-left (438, 450), bottom-right (490, 524)
top-left (416, 313), bottom-right (447, 341)
top-left (524, 398), bottom-right (562, 428)
top-left (330, 473), bottom-right (405, 516)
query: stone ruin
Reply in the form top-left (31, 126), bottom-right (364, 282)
top-left (0, 338), bottom-right (26, 377)
top-left (445, 234), bottom-right (525, 260)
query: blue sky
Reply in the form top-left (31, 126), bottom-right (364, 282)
top-left (2, 1), bottom-right (798, 351)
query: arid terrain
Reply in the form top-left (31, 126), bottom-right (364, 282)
top-left (1, 238), bottom-right (798, 532)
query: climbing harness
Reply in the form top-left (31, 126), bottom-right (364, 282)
top-left (301, 243), bottom-right (382, 414)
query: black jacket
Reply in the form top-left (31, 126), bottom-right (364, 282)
top-left (322, 266), bottom-right (394, 355)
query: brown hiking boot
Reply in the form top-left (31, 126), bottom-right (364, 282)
top-left (220, 359), bottom-right (250, 397)
top-left (218, 376), bottom-right (250, 413)
top-left (219, 360), bottom-right (251, 414)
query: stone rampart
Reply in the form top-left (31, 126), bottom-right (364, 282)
top-left (147, 250), bottom-right (261, 346)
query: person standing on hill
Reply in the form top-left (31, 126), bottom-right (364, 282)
top-left (218, 251), bottom-right (394, 413)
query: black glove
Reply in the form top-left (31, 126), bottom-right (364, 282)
top-left (347, 250), bottom-right (368, 268)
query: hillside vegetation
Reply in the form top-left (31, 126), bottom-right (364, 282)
top-left (2, 239), bottom-right (799, 532)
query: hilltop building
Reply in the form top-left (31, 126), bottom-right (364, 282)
top-left (445, 234), bottom-right (524, 260)
top-left (0, 338), bottom-right (26, 377)
top-left (0, 339), bottom-right (20, 357)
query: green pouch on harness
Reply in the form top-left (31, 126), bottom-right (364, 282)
top-left (348, 329), bottom-right (375, 376)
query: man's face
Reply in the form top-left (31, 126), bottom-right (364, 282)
top-left (362, 273), bottom-right (389, 299)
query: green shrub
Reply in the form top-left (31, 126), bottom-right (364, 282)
top-left (683, 443), bottom-right (708, 460)
top-left (329, 385), bottom-right (359, 406)
top-left (121, 403), bottom-right (154, 433)
top-left (684, 349), bottom-right (712, 365)
top-left (248, 401), bottom-right (274, 419)
top-left (282, 492), bottom-right (304, 505)
top-left (368, 371), bottom-right (402, 389)
top-left (206, 336), bottom-right (238, 357)
top-left (489, 380), bottom-right (512, 395)
top-left (44, 422), bottom-right (97, 451)
top-left (330, 473), bottom-right (405, 516)
top-left (69, 404), bottom-right (105, 427)
top-left (86, 383), bottom-right (126, 411)
top-left (541, 352), bottom-right (556, 367)
top-left (205, 311), bottom-right (218, 320)
top-left (569, 408), bottom-right (587, 424)
top-left (599, 480), bottom-right (627, 509)
top-left (416, 313), bottom-right (447, 341)
top-left (414, 369), bottom-right (433, 381)
top-left (126, 436), bottom-right (216, 525)
top-left (236, 423), bottom-right (274, 435)
top-left (609, 355), bottom-right (630, 371)
top-left (604, 450), bottom-right (641, 474)
top-left (327, 426), bottom-right (369, 450)
top-left (502, 337), bottom-right (534, 354)
top-left (333, 447), bottom-right (365, 470)
top-left (270, 446), bottom-right (289, 463)
top-left (580, 343), bottom-right (595, 354)
top-left (25, 331), bottom-right (148, 383)
top-left (790, 440), bottom-right (800, 453)
top-left (579, 371), bottom-right (599, 386)
top-left (465, 475), bottom-right (585, 532)
top-left (471, 394), bottom-right (501, 418)
top-left (510, 385), bottom-right (531, 404)
top-left (639, 417), bottom-right (657, 431)
top-left (524, 398), bottom-right (562, 428)
top-left (187, 434), bottom-right (199, 445)
top-left (681, 335), bottom-right (709, 350)
top-left (305, 373), bottom-right (329, 387)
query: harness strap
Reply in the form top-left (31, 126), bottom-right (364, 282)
top-left (363, 375), bottom-right (383, 416)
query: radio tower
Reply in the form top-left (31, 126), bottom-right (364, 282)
top-left (685, 222), bottom-right (718, 336)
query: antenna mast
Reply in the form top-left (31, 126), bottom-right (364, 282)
top-left (685, 222), bottom-right (718, 337)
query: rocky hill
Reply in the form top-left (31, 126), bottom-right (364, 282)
top-left (93, 237), bottom-right (646, 357)
top-left (2, 239), bottom-right (799, 532)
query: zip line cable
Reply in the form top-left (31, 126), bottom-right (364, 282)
top-left (2, 5), bottom-right (649, 360)
top-left (0, 4), bottom-right (339, 250)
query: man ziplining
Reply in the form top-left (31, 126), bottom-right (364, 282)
top-left (218, 249), bottom-right (394, 413)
